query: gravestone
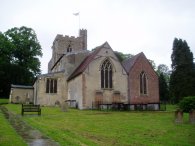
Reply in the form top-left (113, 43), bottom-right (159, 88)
top-left (60, 102), bottom-right (68, 112)
top-left (175, 109), bottom-right (183, 123)
top-left (189, 109), bottom-right (195, 124)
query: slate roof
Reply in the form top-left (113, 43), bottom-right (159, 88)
top-left (67, 43), bottom-right (147, 81)
top-left (50, 54), bottom-right (65, 71)
top-left (122, 52), bottom-right (144, 73)
top-left (11, 84), bottom-right (34, 89)
top-left (67, 42), bottom-right (109, 81)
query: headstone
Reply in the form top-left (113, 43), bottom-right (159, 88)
top-left (189, 109), bottom-right (195, 124)
top-left (25, 98), bottom-right (30, 104)
top-left (175, 109), bottom-right (183, 124)
top-left (55, 100), bottom-right (60, 107)
top-left (60, 102), bottom-right (68, 112)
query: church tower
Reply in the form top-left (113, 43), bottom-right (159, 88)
top-left (48, 29), bottom-right (89, 74)
top-left (79, 29), bottom-right (87, 50)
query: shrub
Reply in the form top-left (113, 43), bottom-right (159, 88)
top-left (178, 96), bottom-right (195, 112)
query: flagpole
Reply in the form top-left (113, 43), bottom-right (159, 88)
top-left (73, 12), bottom-right (80, 32)
top-left (79, 13), bottom-right (80, 30)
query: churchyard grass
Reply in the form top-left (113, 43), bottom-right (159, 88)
top-left (3, 103), bottom-right (195, 146)
top-left (166, 104), bottom-right (178, 111)
top-left (0, 107), bottom-right (27, 146)
top-left (0, 98), bottom-right (9, 104)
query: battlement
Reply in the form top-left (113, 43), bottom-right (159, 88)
top-left (48, 29), bottom-right (88, 73)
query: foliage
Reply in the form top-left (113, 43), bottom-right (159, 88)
top-left (4, 104), bottom-right (195, 146)
top-left (4, 26), bottom-right (42, 74)
top-left (114, 51), bottom-right (133, 62)
top-left (171, 38), bottom-right (194, 70)
top-left (170, 38), bottom-right (195, 102)
top-left (159, 73), bottom-right (169, 101)
top-left (0, 26), bottom-right (42, 97)
top-left (148, 59), bottom-right (156, 70)
top-left (157, 64), bottom-right (170, 101)
top-left (179, 96), bottom-right (195, 113)
top-left (157, 64), bottom-right (169, 76)
top-left (0, 108), bottom-right (27, 146)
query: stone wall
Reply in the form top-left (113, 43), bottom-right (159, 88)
top-left (67, 74), bottom-right (83, 109)
top-left (34, 72), bottom-right (67, 106)
top-left (81, 47), bottom-right (128, 109)
top-left (51, 50), bottom-right (89, 75)
top-left (48, 29), bottom-right (87, 73)
top-left (9, 87), bottom-right (34, 104)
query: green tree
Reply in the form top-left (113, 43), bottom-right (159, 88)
top-left (159, 73), bottom-right (169, 101)
top-left (157, 64), bottom-right (170, 84)
top-left (5, 26), bottom-right (42, 75)
top-left (114, 51), bottom-right (133, 62)
top-left (0, 26), bottom-right (42, 97)
top-left (148, 59), bottom-right (156, 70)
top-left (157, 64), bottom-right (170, 101)
top-left (157, 64), bottom-right (169, 75)
top-left (0, 32), bottom-right (13, 97)
top-left (170, 38), bottom-right (195, 103)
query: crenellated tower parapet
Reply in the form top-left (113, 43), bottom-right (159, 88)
top-left (79, 29), bottom-right (87, 50)
top-left (48, 29), bottom-right (88, 73)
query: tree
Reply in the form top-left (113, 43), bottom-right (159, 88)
top-left (157, 64), bottom-right (170, 85)
top-left (171, 38), bottom-right (194, 70)
top-left (170, 38), bottom-right (195, 103)
top-left (5, 26), bottom-right (42, 75)
top-left (114, 51), bottom-right (133, 62)
top-left (157, 64), bottom-right (170, 101)
top-left (148, 59), bottom-right (156, 70)
top-left (157, 64), bottom-right (169, 75)
top-left (0, 26), bottom-right (42, 97)
top-left (159, 73), bottom-right (169, 101)
top-left (0, 32), bottom-right (13, 97)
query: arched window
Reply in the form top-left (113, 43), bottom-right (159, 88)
top-left (101, 59), bottom-right (113, 89)
top-left (140, 71), bottom-right (147, 94)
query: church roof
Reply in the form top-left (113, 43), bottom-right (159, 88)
top-left (50, 54), bottom-right (65, 71)
top-left (11, 84), bottom-right (34, 89)
top-left (67, 42), bottom-right (110, 81)
top-left (122, 52), bottom-right (144, 73)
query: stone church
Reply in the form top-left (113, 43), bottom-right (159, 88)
top-left (10, 29), bottom-right (159, 110)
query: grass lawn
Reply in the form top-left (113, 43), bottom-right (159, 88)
top-left (0, 98), bottom-right (9, 104)
top-left (0, 107), bottom-right (27, 146)
top-left (3, 103), bottom-right (195, 146)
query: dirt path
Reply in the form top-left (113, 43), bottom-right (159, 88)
top-left (0, 105), bottom-right (60, 146)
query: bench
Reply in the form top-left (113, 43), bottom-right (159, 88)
top-left (21, 104), bottom-right (41, 115)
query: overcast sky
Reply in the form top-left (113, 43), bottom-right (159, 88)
top-left (1, 0), bottom-right (195, 73)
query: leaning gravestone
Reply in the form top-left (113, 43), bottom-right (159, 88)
top-left (60, 102), bottom-right (68, 112)
top-left (175, 109), bottom-right (183, 124)
top-left (189, 109), bottom-right (195, 124)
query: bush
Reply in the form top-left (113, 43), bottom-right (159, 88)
top-left (178, 96), bottom-right (195, 112)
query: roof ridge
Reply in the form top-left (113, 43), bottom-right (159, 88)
top-left (67, 45), bottom-right (103, 81)
top-left (122, 52), bottom-right (144, 73)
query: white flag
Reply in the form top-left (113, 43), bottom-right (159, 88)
top-left (73, 12), bottom-right (79, 16)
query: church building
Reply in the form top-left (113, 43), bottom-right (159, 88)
top-left (10, 29), bottom-right (159, 110)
